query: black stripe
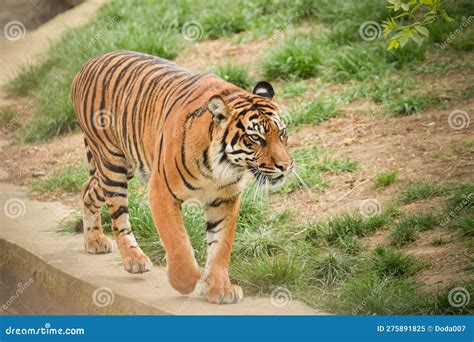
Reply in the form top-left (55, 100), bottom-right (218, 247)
top-left (207, 196), bottom-right (236, 207)
top-left (103, 190), bottom-right (127, 198)
top-left (230, 132), bottom-right (240, 146)
top-left (111, 206), bottom-right (129, 220)
top-left (206, 219), bottom-right (224, 232)
top-left (102, 177), bottom-right (128, 189)
top-left (163, 167), bottom-right (183, 203)
top-left (175, 159), bottom-right (200, 191)
top-left (118, 227), bottom-right (131, 234)
top-left (100, 156), bottom-right (128, 174)
top-left (202, 148), bottom-right (211, 170)
top-left (93, 187), bottom-right (105, 202)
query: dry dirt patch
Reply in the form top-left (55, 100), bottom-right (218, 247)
top-left (271, 98), bottom-right (474, 221)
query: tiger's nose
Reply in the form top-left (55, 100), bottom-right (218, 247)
top-left (275, 159), bottom-right (293, 172)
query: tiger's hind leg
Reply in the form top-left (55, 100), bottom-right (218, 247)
top-left (82, 140), bottom-right (113, 254)
top-left (97, 155), bottom-right (152, 274)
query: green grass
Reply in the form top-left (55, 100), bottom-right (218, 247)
top-left (389, 94), bottom-right (443, 116)
top-left (262, 34), bottom-right (323, 80)
top-left (279, 146), bottom-right (356, 194)
top-left (373, 170), bottom-right (397, 187)
top-left (212, 62), bottom-right (254, 90)
top-left (307, 251), bottom-right (356, 286)
top-left (398, 182), bottom-right (447, 204)
top-left (431, 237), bottom-right (448, 246)
top-left (328, 271), bottom-right (435, 315)
top-left (444, 182), bottom-right (474, 238)
top-left (231, 255), bottom-right (302, 295)
top-left (450, 208), bottom-right (474, 237)
top-left (0, 106), bottom-right (17, 126)
top-left (30, 164), bottom-right (88, 195)
top-left (307, 211), bottom-right (391, 252)
top-left (451, 28), bottom-right (474, 52)
top-left (389, 212), bottom-right (440, 247)
top-left (317, 157), bottom-right (357, 174)
top-left (371, 245), bottom-right (424, 278)
top-left (6, 0), bottom-right (310, 142)
top-left (324, 44), bottom-right (387, 83)
top-left (290, 93), bottom-right (348, 126)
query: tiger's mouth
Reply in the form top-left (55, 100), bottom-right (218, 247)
top-left (249, 167), bottom-right (286, 186)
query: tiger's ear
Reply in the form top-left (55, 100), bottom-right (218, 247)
top-left (208, 95), bottom-right (229, 124)
top-left (252, 81), bottom-right (274, 100)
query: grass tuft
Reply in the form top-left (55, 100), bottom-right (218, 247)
top-left (371, 245), bottom-right (424, 278)
top-left (262, 35), bottom-right (323, 80)
top-left (399, 181), bottom-right (446, 204)
top-left (373, 170), bottom-right (397, 187)
top-left (231, 255), bottom-right (301, 295)
top-left (30, 165), bottom-right (88, 195)
top-left (308, 251), bottom-right (356, 285)
top-left (212, 62), bottom-right (254, 90)
top-left (389, 212), bottom-right (440, 247)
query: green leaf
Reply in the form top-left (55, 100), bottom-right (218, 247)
top-left (401, 3), bottom-right (410, 11)
top-left (410, 32), bottom-right (423, 45)
top-left (393, 12), bottom-right (409, 19)
top-left (387, 39), bottom-right (401, 50)
top-left (441, 10), bottom-right (454, 22)
top-left (415, 25), bottom-right (429, 37)
top-left (420, 0), bottom-right (433, 5)
top-left (400, 36), bottom-right (409, 47)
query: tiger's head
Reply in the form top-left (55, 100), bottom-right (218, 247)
top-left (208, 81), bottom-right (293, 186)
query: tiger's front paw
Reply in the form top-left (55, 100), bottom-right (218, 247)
top-left (196, 271), bottom-right (244, 304)
top-left (206, 284), bottom-right (243, 304)
top-left (167, 260), bottom-right (201, 294)
top-left (123, 247), bottom-right (152, 274)
top-left (84, 234), bottom-right (113, 254)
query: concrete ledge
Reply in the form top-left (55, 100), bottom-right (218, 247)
top-left (0, 183), bottom-right (323, 315)
top-left (0, 0), bottom-right (108, 85)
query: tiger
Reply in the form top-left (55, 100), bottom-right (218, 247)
top-left (71, 51), bottom-right (293, 304)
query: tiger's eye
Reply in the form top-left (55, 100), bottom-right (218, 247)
top-left (248, 134), bottom-right (261, 142)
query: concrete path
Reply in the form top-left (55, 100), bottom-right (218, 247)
top-left (0, 183), bottom-right (322, 315)
top-left (0, 0), bottom-right (107, 86)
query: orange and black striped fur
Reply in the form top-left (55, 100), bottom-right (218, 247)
top-left (71, 51), bottom-right (293, 304)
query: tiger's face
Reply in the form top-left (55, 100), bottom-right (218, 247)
top-left (208, 81), bottom-right (293, 186)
